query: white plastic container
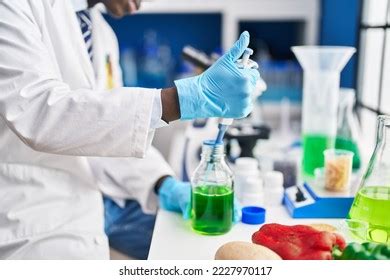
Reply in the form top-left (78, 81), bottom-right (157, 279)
top-left (263, 171), bottom-right (284, 207)
top-left (239, 178), bottom-right (264, 207)
top-left (234, 157), bottom-right (263, 207)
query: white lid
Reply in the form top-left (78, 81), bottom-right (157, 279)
top-left (263, 171), bottom-right (284, 189)
top-left (235, 157), bottom-right (259, 170)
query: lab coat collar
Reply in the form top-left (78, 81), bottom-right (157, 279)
top-left (71, 0), bottom-right (89, 12)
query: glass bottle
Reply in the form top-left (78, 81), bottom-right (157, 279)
top-left (335, 89), bottom-right (361, 170)
top-left (191, 140), bottom-right (234, 235)
top-left (348, 115), bottom-right (390, 244)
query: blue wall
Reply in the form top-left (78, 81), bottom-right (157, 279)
top-left (320, 0), bottom-right (361, 88)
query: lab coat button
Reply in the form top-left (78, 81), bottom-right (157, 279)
top-left (94, 236), bottom-right (105, 245)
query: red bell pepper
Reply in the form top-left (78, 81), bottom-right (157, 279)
top-left (252, 223), bottom-right (346, 260)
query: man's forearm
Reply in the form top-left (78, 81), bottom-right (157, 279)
top-left (161, 87), bottom-right (180, 123)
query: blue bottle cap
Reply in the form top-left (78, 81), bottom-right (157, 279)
top-left (241, 206), bottom-right (266, 225)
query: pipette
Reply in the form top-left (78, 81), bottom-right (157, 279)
top-left (215, 48), bottom-right (254, 144)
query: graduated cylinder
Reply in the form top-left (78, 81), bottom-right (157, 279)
top-left (292, 46), bottom-right (356, 176)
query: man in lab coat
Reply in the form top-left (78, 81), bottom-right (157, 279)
top-left (0, 0), bottom-right (259, 259)
top-left (80, 1), bottom-right (184, 259)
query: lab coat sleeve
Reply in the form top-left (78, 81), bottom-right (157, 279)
top-left (0, 1), bottom-right (155, 158)
top-left (88, 146), bottom-right (175, 214)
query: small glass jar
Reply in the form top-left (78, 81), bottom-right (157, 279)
top-left (191, 140), bottom-right (234, 235)
top-left (324, 149), bottom-right (354, 192)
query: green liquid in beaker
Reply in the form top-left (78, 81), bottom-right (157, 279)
top-left (191, 185), bottom-right (233, 235)
top-left (303, 134), bottom-right (335, 176)
top-left (348, 186), bottom-right (390, 244)
top-left (335, 137), bottom-right (361, 169)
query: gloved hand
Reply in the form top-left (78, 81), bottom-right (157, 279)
top-left (158, 177), bottom-right (242, 223)
top-left (158, 177), bottom-right (192, 219)
top-left (175, 31), bottom-right (260, 120)
top-left (232, 197), bottom-right (242, 224)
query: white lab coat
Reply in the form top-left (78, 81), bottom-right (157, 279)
top-left (0, 0), bottom-right (162, 259)
top-left (87, 7), bottom-right (174, 213)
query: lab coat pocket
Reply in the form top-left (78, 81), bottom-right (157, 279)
top-left (2, 231), bottom-right (109, 260)
top-left (0, 163), bottom-right (105, 245)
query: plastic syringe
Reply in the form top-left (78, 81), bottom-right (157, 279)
top-left (215, 48), bottom-right (254, 144)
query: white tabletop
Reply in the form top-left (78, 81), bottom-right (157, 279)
top-left (148, 206), bottom-right (343, 260)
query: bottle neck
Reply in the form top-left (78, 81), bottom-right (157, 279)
top-left (201, 144), bottom-right (225, 162)
top-left (376, 116), bottom-right (390, 146)
top-left (362, 115), bottom-right (390, 186)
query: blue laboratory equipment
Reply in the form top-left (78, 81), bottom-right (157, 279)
top-left (283, 182), bottom-right (355, 218)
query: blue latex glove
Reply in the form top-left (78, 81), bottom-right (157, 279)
top-left (158, 177), bottom-right (192, 219)
top-left (158, 177), bottom-right (241, 223)
top-left (233, 197), bottom-right (242, 224)
top-left (175, 31), bottom-right (260, 120)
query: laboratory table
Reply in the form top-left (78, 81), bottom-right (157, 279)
top-left (148, 207), bottom-right (342, 260)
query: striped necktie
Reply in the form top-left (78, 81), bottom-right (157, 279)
top-left (76, 10), bottom-right (93, 62)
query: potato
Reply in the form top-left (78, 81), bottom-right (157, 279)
top-left (215, 241), bottom-right (282, 260)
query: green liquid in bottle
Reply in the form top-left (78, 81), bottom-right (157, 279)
top-left (348, 186), bottom-right (390, 244)
top-left (191, 185), bottom-right (233, 235)
top-left (303, 134), bottom-right (335, 176)
top-left (335, 137), bottom-right (361, 169)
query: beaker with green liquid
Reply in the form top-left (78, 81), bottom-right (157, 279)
top-left (191, 140), bottom-right (234, 235)
top-left (348, 115), bottom-right (390, 244)
top-left (292, 46), bottom-right (355, 177)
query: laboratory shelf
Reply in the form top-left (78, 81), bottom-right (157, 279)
top-left (139, 0), bottom-right (320, 49)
